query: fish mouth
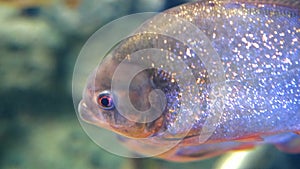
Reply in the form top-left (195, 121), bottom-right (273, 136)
top-left (78, 100), bottom-right (107, 127)
top-left (78, 100), bottom-right (93, 123)
top-left (78, 100), bottom-right (165, 138)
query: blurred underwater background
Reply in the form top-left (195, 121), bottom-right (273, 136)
top-left (0, 0), bottom-right (299, 168)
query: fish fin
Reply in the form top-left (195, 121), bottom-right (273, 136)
top-left (159, 141), bottom-right (254, 162)
top-left (231, 144), bottom-right (256, 151)
top-left (294, 131), bottom-right (300, 135)
top-left (159, 142), bottom-right (234, 162)
top-left (234, 135), bottom-right (263, 142)
top-left (275, 133), bottom-right (300, 153)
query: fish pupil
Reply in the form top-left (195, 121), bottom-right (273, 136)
top-left (101, 97), bottom-right (109, 106)
top-left (97, 91), bottom-right (114, 109)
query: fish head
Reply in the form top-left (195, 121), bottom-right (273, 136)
top-left (77, 30), bottom-right (210, 140)
top-left (78, 47), bottom-right (173, 138)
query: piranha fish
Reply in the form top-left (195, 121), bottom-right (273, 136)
top-left (78, 0), bottom-right (300, 162)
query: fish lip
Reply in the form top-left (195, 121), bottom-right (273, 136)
top-left (78, 100), bottom-right (107, 127)
top-left (78, 100), bottom-right (91, 122)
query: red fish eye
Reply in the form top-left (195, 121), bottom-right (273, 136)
top-left (97, 91), bottom-right (114, 110)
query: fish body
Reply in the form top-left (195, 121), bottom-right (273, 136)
top-left (79, 0), bottom-right (300, 161)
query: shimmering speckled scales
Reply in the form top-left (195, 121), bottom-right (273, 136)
top-left (119, 0), bottom-right (300, 140)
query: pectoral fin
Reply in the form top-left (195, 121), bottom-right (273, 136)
top-left (159, 141), bottom-right (255, 162)
top-left (234, 135), bottom-right (263, 142)
top-left (231, 144), bottom-right (256, 151)
top-left (275, 133), bottom-right (300, 153)
top-left (294, 131), bottom-right (300, 135)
